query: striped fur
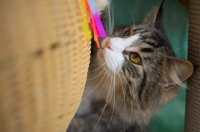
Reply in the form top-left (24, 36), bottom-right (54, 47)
top-left (67, 1), bottom-right (193, 132)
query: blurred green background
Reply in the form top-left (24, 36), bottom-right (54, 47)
top-left (111, 0), bottom-right (189, 131)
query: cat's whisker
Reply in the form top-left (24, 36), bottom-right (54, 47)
top-left (92, 103), bottom-right (108, 132)
top-left (89, 62), bottom-right (104, 65)
top-left (89, 58), bottom-right (101, 65)
top-left (113, 73), bottom-right (125, 115)
top-left (106, 71), bottom-right (116, 132)
top-left (124, 98), bottom-right (126, 132)
top-left (83, 68), bottom-right (108, 100)
top-left (87, 67), bottom-right (107, 80)
top-left (118, 71), bottom-right (128, 132)
top-left (106, 111), bottom-right (114, 132)
top-left (107, 5), bottom-right (115, 35)
top-left (105, 24), bottom-right (109, 35)
top-left (106, 71), bottom-right (114, 103)
top-left (115, 99), bottom-right (123, 115)
top-left (111, 6), bottom-right (115, 35)
top-left (107, 5), bottom-right (112, 35)
top-left (92, 71), bottom-right (114, 132)
top-left (170, 46), bottom-right (188, 52)
top-left (88, 63), bottom-right (106, 73)
top-left (120, 3), bottom-right (136, 27)
top-left (92, 70), bottom-right (110, 107)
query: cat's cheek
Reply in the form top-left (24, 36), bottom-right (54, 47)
top-left (97, 49), bottom-right (105, 64)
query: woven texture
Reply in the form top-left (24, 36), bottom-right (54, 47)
top-left (0, 0), bottom-right (90, 132)
top-left (185, 0), bottom-right (200, 132)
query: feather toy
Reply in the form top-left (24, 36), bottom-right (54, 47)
top-left (82, 0), bottom-right (107, 48)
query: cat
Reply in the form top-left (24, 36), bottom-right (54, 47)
top-left (67, 0), bottom-right (193, 132)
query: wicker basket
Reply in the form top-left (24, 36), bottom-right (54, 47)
top-left (0, 0), bottom-right (90, 132)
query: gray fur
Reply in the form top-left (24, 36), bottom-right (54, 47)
top-left (67, 1), bottom-right (193, 132)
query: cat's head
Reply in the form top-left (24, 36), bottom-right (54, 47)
top-left (97, 2), bottom-right (193, 125)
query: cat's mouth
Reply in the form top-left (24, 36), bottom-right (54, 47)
top-left (98, 38), bottom-right (125, 74)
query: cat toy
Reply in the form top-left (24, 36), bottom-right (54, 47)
top-left (81, 0), bottom-right (107, 48)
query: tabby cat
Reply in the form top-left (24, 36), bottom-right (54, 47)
top-left (67, 0), bottom-right (193, 131)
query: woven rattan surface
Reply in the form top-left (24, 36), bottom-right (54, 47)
top-left (185, 0), bottom-right (200, 131)
top-left (0, 0), bottom-right (90, 132)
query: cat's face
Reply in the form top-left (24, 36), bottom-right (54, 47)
top-left (96, 14), bottom-right (193, 126)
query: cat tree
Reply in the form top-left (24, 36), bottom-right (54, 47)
top-left (0, 0), bottom-right (199, 132)
top-left (184, 0), bottom-right (200, 131)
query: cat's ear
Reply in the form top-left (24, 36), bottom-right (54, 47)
top-left (163, 57), bottom-right (193, 89)
top-left (153, 0), bottom-right (165, 31)
top-left (142, 1), bottom-right (165, 31)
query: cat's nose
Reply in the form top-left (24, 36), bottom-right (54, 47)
top-left (101, 37), bottom-right (111, 49)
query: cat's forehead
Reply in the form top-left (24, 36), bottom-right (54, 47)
top-left (109, 24), bottom-right (172, 53)
top-left (133, 26), bottom-right (170, 48)
top-left (114, 24), bottom-right (159, 38)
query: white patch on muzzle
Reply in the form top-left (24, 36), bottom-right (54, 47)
top-left (103, 34), bottom-right (140, 73)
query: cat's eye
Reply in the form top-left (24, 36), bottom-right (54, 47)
top-left (130, 53), bottom-right (141, 64)
top-left (122, 28), bottom-right (132, 37)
